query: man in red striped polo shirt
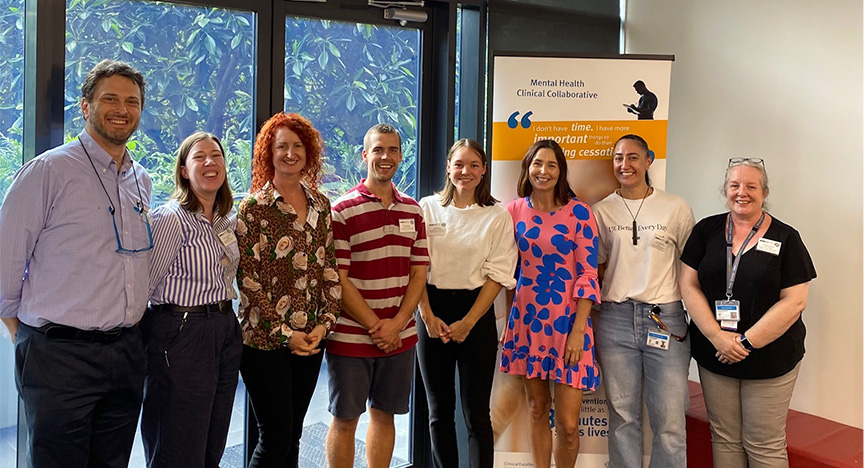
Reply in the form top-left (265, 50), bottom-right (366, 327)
top-left (326, 123), bottom-right (428, 468)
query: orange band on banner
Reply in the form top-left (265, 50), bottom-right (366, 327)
top-left (491, 120), bottom-right (668, 161)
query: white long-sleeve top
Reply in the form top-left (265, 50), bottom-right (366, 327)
top-left (419, 194), bottom-right (518, 290)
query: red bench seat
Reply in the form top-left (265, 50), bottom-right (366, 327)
top-left (686, 380), bottom-right (862, 467)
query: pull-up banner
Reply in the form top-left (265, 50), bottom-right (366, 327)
top-left (489, 53), bottom-right (674, 467)
top-left (490, 53), bottom-right (674, 205)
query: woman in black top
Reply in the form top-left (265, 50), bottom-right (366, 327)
top-left (680, 158), bottom-right (816, 468)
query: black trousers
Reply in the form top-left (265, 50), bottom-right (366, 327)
top-left (416, 285), bottom-right (498, 468)
top-left (240, 344), bottom-right (324, 468)
top-left (14, 323), bottom-right (146, 468)
top-left (140, 306), bottom-right (243, 468)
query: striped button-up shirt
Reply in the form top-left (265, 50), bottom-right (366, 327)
top-left (0, 131), bottom-right (151, 330)
top-left (149, 199), bottom-right (239, 307)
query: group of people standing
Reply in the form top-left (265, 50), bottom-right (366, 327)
top-left (429, 132), bottom-right (814, 468)
top-left (0, 58), bottom-right (815, 468)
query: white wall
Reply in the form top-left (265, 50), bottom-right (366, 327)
top-left (624, 0), bottom-right (863, 428)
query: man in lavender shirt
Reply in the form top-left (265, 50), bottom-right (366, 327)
top-left (0, 60), bottom-right (151, 468)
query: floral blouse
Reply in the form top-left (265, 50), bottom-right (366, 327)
top-left (237, 181), bottom-right (341, 350)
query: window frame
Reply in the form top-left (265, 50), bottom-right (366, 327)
top-left (17, 0), bottom-right (482, 467)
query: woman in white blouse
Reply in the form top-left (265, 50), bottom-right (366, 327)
top-left (417, 139), bottom-right (518, 468)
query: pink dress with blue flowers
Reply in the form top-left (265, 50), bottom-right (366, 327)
top-left (501, 197), bottom-right (602, 390)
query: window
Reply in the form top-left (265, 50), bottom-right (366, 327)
top-left (65, 0), bottom-right (255, 206)
top-left (0, 0), bottom-right (23, 207)
top-left (0, 0), bottom-right (24, 465)
top-left (64, 1), bottom-right (256, 465)
top-left (284, 16), bottom-right (421, 201)
top-left (4, 0), bottom-right (486, 466)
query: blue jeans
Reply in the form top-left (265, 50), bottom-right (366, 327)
top-left (594, 300), bottom-right (691, 468)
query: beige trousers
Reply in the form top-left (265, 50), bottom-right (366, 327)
top-left (698, 362), bottom-right (801, 468)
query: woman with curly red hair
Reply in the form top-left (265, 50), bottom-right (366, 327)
top-left (237, 113), bottom-right (341, 468)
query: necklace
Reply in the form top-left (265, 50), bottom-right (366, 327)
top-left (619, 186), bottom-right (651, 245)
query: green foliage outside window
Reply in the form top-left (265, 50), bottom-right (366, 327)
top-left (0, 0), bottom-right (24, 206)
top-left (1, 0), bottom-right (423, 208)
top-left (65, 0), bottom-right (255, 206)
top-left (284, 18), bottom-right (420, 199)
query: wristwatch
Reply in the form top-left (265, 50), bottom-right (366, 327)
top-left (739, 334), bottom-right (755, 351)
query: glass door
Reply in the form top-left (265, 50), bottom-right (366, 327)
top-left (64, 1), bottom-right (257, 466)
top-left (282, 15), bottom-right (422, 468)
top-left (0, 0), bottom-right (24, 465)
top-left (283, 16), bottom-right (421, 201)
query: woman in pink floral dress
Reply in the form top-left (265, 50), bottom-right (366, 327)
top-left (501, 139), bottom-right (601, 468)
top-left (236, 113), bottom-right (341, 468)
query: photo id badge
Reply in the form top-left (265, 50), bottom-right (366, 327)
top-left (715, 300), bottom-right (740, 321)
top-left (646, 330), bottom-right (670, 350)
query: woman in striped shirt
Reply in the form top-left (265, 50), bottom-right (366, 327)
top-left (142, 132), bottom-right (243, 468)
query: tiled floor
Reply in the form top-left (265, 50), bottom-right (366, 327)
top-left (0, 359), bottom-right (411, 468)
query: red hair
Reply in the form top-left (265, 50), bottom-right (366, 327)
top-left (250, 112), bottom-right (324, 192)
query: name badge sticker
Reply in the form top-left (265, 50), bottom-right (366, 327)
top-left (427, 223), bottom-right (446, 236)
top-left (650, 234), bottom-right (670, 252)
top-left (308, 209), bottom-right (319, 229)
top-left (399, 218), bottom-right (415, 233)
top-left (756, 237), bottom-right (781, 256)
top-left (218, 229), bottom-right (237, 246)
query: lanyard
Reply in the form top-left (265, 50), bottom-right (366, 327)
top-left (725, 211), bottom-right (765, 299)
top-left (80, 140), bottom-right (146, 216)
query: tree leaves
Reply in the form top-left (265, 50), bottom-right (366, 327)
top-left (284, 17), bottom-right (420, 198)
top-left (0, 1), bottom-right (423, 208)
top-left (61, 0), bottom-right (256, 206)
